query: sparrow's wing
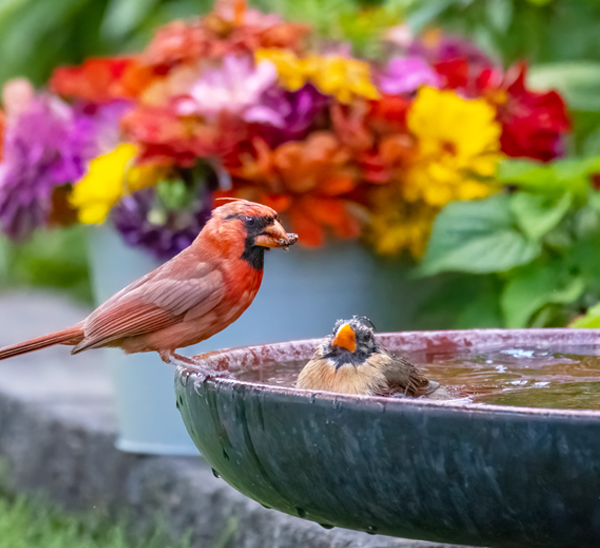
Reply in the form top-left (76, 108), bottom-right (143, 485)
top-left (383, 354), bottom-right (439, 397)
top-left (75, 267), bottom-right (224, 351)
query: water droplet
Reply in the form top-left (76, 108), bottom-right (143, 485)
top-left (295, 507), bottom-right (306, 518)
top-left (366, 525), bottom-right (377, 534)
top-left (175, 401), bottom-right (179, 409)
top-left (222, 449), bottom-right (230, 461)
top-left (211, 468), bottom-right (220, 478)
top-left (319, 523), bottom-right (334, 530)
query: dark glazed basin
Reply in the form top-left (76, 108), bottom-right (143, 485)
top-left (174, 329), bottom-right (600, 548)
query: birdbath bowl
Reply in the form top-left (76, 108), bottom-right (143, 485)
top-left (174, 329), bottom-right (600, 548)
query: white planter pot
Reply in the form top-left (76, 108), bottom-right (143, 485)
top-left (88, 225), bottom-right (418, 454)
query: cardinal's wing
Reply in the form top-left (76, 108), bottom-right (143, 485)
top-left (73, 266), bottom-right (225, 352)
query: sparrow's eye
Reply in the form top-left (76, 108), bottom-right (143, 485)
top-left (244, 216), bottom-right (255, 227)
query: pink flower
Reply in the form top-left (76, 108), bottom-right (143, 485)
top-left (177, 55), bottom-right (277, 121)
top-left (377, 57), bottom-right (440, 95)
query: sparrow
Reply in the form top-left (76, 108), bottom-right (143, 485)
top-left (0, 200), bottom-right (297, 369)
top-left (297, 316), bottom-right (439, 397)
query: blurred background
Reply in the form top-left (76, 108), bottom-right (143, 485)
top-left (1, 0), bottom-right (599, 326)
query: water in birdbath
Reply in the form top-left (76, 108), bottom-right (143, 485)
top-left (234, 345), bottom-right (600, 410)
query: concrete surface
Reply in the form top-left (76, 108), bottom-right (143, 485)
top-left (0, 290), bottom-right (468, 548)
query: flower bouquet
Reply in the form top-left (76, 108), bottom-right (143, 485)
top-left (0, 0), bottom-right (571, 262)
top-left (1, 0), bottom-right (592, 453)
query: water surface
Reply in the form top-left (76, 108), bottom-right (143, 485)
top-left (234, 345), bottom-right (600, 410)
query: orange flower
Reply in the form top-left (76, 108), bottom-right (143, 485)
top-left (50, 57), bottom-right (139, 103)
top-left (229, 132), bottom-right (358, 195)
top-left (223, 132), bottom-right (362, 245)
top-left (286, 195), bottom-right (361, 246)
top-left (273, 132), bottom-right (357, 195)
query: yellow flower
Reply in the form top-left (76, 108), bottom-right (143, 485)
top-left (70, 144), bottom-right (161, 224)
top-left (305, 55), bottom-right (380, 104)
top-left (256, 50), bottom-right (380, 104)
top-left (404, 87), bottom-right (502, 207)
top-left (255, 49), bottom-right (307, 91)
top-left (368, 185), bottom-right (437, 258)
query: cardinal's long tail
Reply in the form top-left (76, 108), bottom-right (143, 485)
top-left (0, 325), bottom-right (84, 360)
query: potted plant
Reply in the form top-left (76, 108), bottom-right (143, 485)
top-left (0, 0), bottom-right (577, 453)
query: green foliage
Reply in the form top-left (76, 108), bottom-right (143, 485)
top-left (420, 156), bottom-right (600, 329)
top-left (0, 0), bottom-right (217, 86)
top-left (0, 227), bottom-right (91, 303)
top-left (420, 194), bottom-right (541, 276)
top-left (571, 302), bottom-right (600, 328)
top-left (0, 491), bottom-right (190, 548)
top-left (406, 0), bottom-right (600, 66)
top-left (416, 274), bottom-right (504, 329)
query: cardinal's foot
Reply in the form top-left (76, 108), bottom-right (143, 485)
top-left (160, 350), bottom-right (230, 379)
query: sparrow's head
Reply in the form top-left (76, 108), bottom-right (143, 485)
top-left (325, 316), bottom-right (380, 367)
top-left (208, 199), bottom-right (298, 269)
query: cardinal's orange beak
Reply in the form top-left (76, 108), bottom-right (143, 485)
top-left (332, 323), bottom-right (356, 352)
top-left (255, 220), bottom-right (298, 250)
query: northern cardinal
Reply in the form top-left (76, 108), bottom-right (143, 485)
top-left (297, 316), bottom-right (439, 397)
top-left (0, 200), bottom-right (298, 369)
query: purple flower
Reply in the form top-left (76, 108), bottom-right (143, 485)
top-left (0, 91), bottom-right (127, 240)
top-left (377, 57), bottom-right (440, 94)
top-left (0, 94), bottom-right (74, 239)
top-left (177, 55), bottom-right (278, 121)
top-left (251, 84), bottom-right (330, 147)
top-left (111, 184), bottom-right (213, 260)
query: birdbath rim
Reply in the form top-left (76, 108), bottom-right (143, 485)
top-left (180, 326), bottom-right (600, 419)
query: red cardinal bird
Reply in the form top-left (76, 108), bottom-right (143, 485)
top-left (0, 200), bottom-right (297, 368)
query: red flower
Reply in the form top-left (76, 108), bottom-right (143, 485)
top-left (122, 106), bottom-right (248, 167)
top-left (497, 63), bottom-right (571, 162)
top-left (142, 1), bottom-right (308, 70)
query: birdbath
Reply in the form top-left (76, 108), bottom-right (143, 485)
top-left (174, 328), bottom-right (600, 548)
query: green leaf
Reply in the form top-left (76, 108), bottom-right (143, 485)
top-left (569, 232), bottom-right (600, 292)
top-left (415, 273), bottom-right (503, 330)
top-left (571, 302), bottom-right (600, 328)
top-left (456, 286), bottom-right (504, 329)
top-left (501, 260), bottom-right (585, 328)
top-left (528, 62), bottom-right (600, 111)
top-left (101, 0), bottom-right (162, 40)
top-left (421, 195), bottom-right (541, 276)
top-left (509, 191), bottom-right (572, 241)
top-left (485, 0), bottom-right (513, 33)
top-left (497, 159), bottom-right (555, 190)
top-left (498, 157), bottom-right (600, 204)
top-left (583, 125), bottom-right (600, 156)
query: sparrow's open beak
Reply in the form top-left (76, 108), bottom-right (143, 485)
top-left (332, 323), bottom-right (356, 353)
top-left (255, 220), bottom-right (298, 250)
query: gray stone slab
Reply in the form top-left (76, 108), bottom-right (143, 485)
top-left (0, 290), bottom-right (467, 548)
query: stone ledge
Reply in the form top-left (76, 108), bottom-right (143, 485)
top-left (0, 290), bottom-right (464, 548)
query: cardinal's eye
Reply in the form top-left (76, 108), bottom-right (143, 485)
top-left (244, 216), bottom-right (255, 227)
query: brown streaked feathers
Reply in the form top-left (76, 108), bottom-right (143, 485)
top-left (297, 317), bottom-right (439, 398)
